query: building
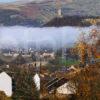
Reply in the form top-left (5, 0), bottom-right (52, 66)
top-left (57, 81), bottom-right (76, 95)
top-left (33, 73), bottom-right (40, 91)
top-left (0, 72), bottom-right (12, 97)
top-left (45, 77), bottom-right (76, 95)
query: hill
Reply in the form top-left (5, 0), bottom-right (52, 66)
top-left (0, 0), bottom-right (99, 27)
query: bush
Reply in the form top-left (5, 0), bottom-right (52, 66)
top-left (0, 91), bottom-right (12, 100)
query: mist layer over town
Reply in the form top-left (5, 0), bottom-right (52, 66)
top-left (0, 26), bottom-right (94, 49)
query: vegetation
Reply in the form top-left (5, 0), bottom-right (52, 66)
top-left (70, 64), bottom-right (100, 100)
top-left (59, 58), bottom-right (79, 66)
top-left (0, 64), bottom-right (39, 100)
top-left (49, 57), bottom-right (79, 66)
top-left (11, 65), bottom-right (39, 100)
top-left (41, 63), bottom-right (100, 100)
top-left (0, 91), bottom-right (12, 100)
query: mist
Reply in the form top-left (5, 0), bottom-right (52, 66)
top-left (0, 26), bottom-right (93, 49)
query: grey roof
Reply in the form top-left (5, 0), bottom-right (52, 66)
top-left (46, 77), bottom-right (68, 92)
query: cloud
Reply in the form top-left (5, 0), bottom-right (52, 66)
top-left (0, 26), bottom-right (92, 49)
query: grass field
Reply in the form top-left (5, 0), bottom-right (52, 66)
top-left (59, 58), bottom-right (79, 66)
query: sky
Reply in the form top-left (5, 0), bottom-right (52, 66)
top-left (0, 0), bottom-right (44, 3)
top-left (0, 0), bottom-right (17, 3)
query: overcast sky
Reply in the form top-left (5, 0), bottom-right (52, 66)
top-left (0, 0), bottom-right (45, 3)
top-left (0, 0), bottom-right (18, 3)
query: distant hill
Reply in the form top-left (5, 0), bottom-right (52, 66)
top-left (0, 9), bottom-right (41, 27)
top-left (0, 0), bottom-right (99, 27)
top-left (44, 16), bottom-right (100, 27)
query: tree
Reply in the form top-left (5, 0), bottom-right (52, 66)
top-left (0, 91), bottom-right (12, 100)
top-left (70, 64), bottom-right (100, 100)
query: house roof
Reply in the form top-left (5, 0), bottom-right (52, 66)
top-left (0, 71), bottom-right (12, 97)
top-left (45, 77), bottom-right (59, 87)
top-left (46, 77), bottom-right (68, 92)
top-left (0, 72), bottom-right (11, 78)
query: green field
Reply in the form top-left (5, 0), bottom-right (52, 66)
top-left (59, 58), bottom-right (79, 66)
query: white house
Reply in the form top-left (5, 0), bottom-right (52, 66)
top-left (0, 72), bottom-right (12, 97)
top-left (33, 73), bottom-right (40, 91)
top-left (42, 52), bottom-right (55, 60)
top-left (57, 81), bottom-right (76, 95)
top-left (46, 78), bottom-right (76, 95)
